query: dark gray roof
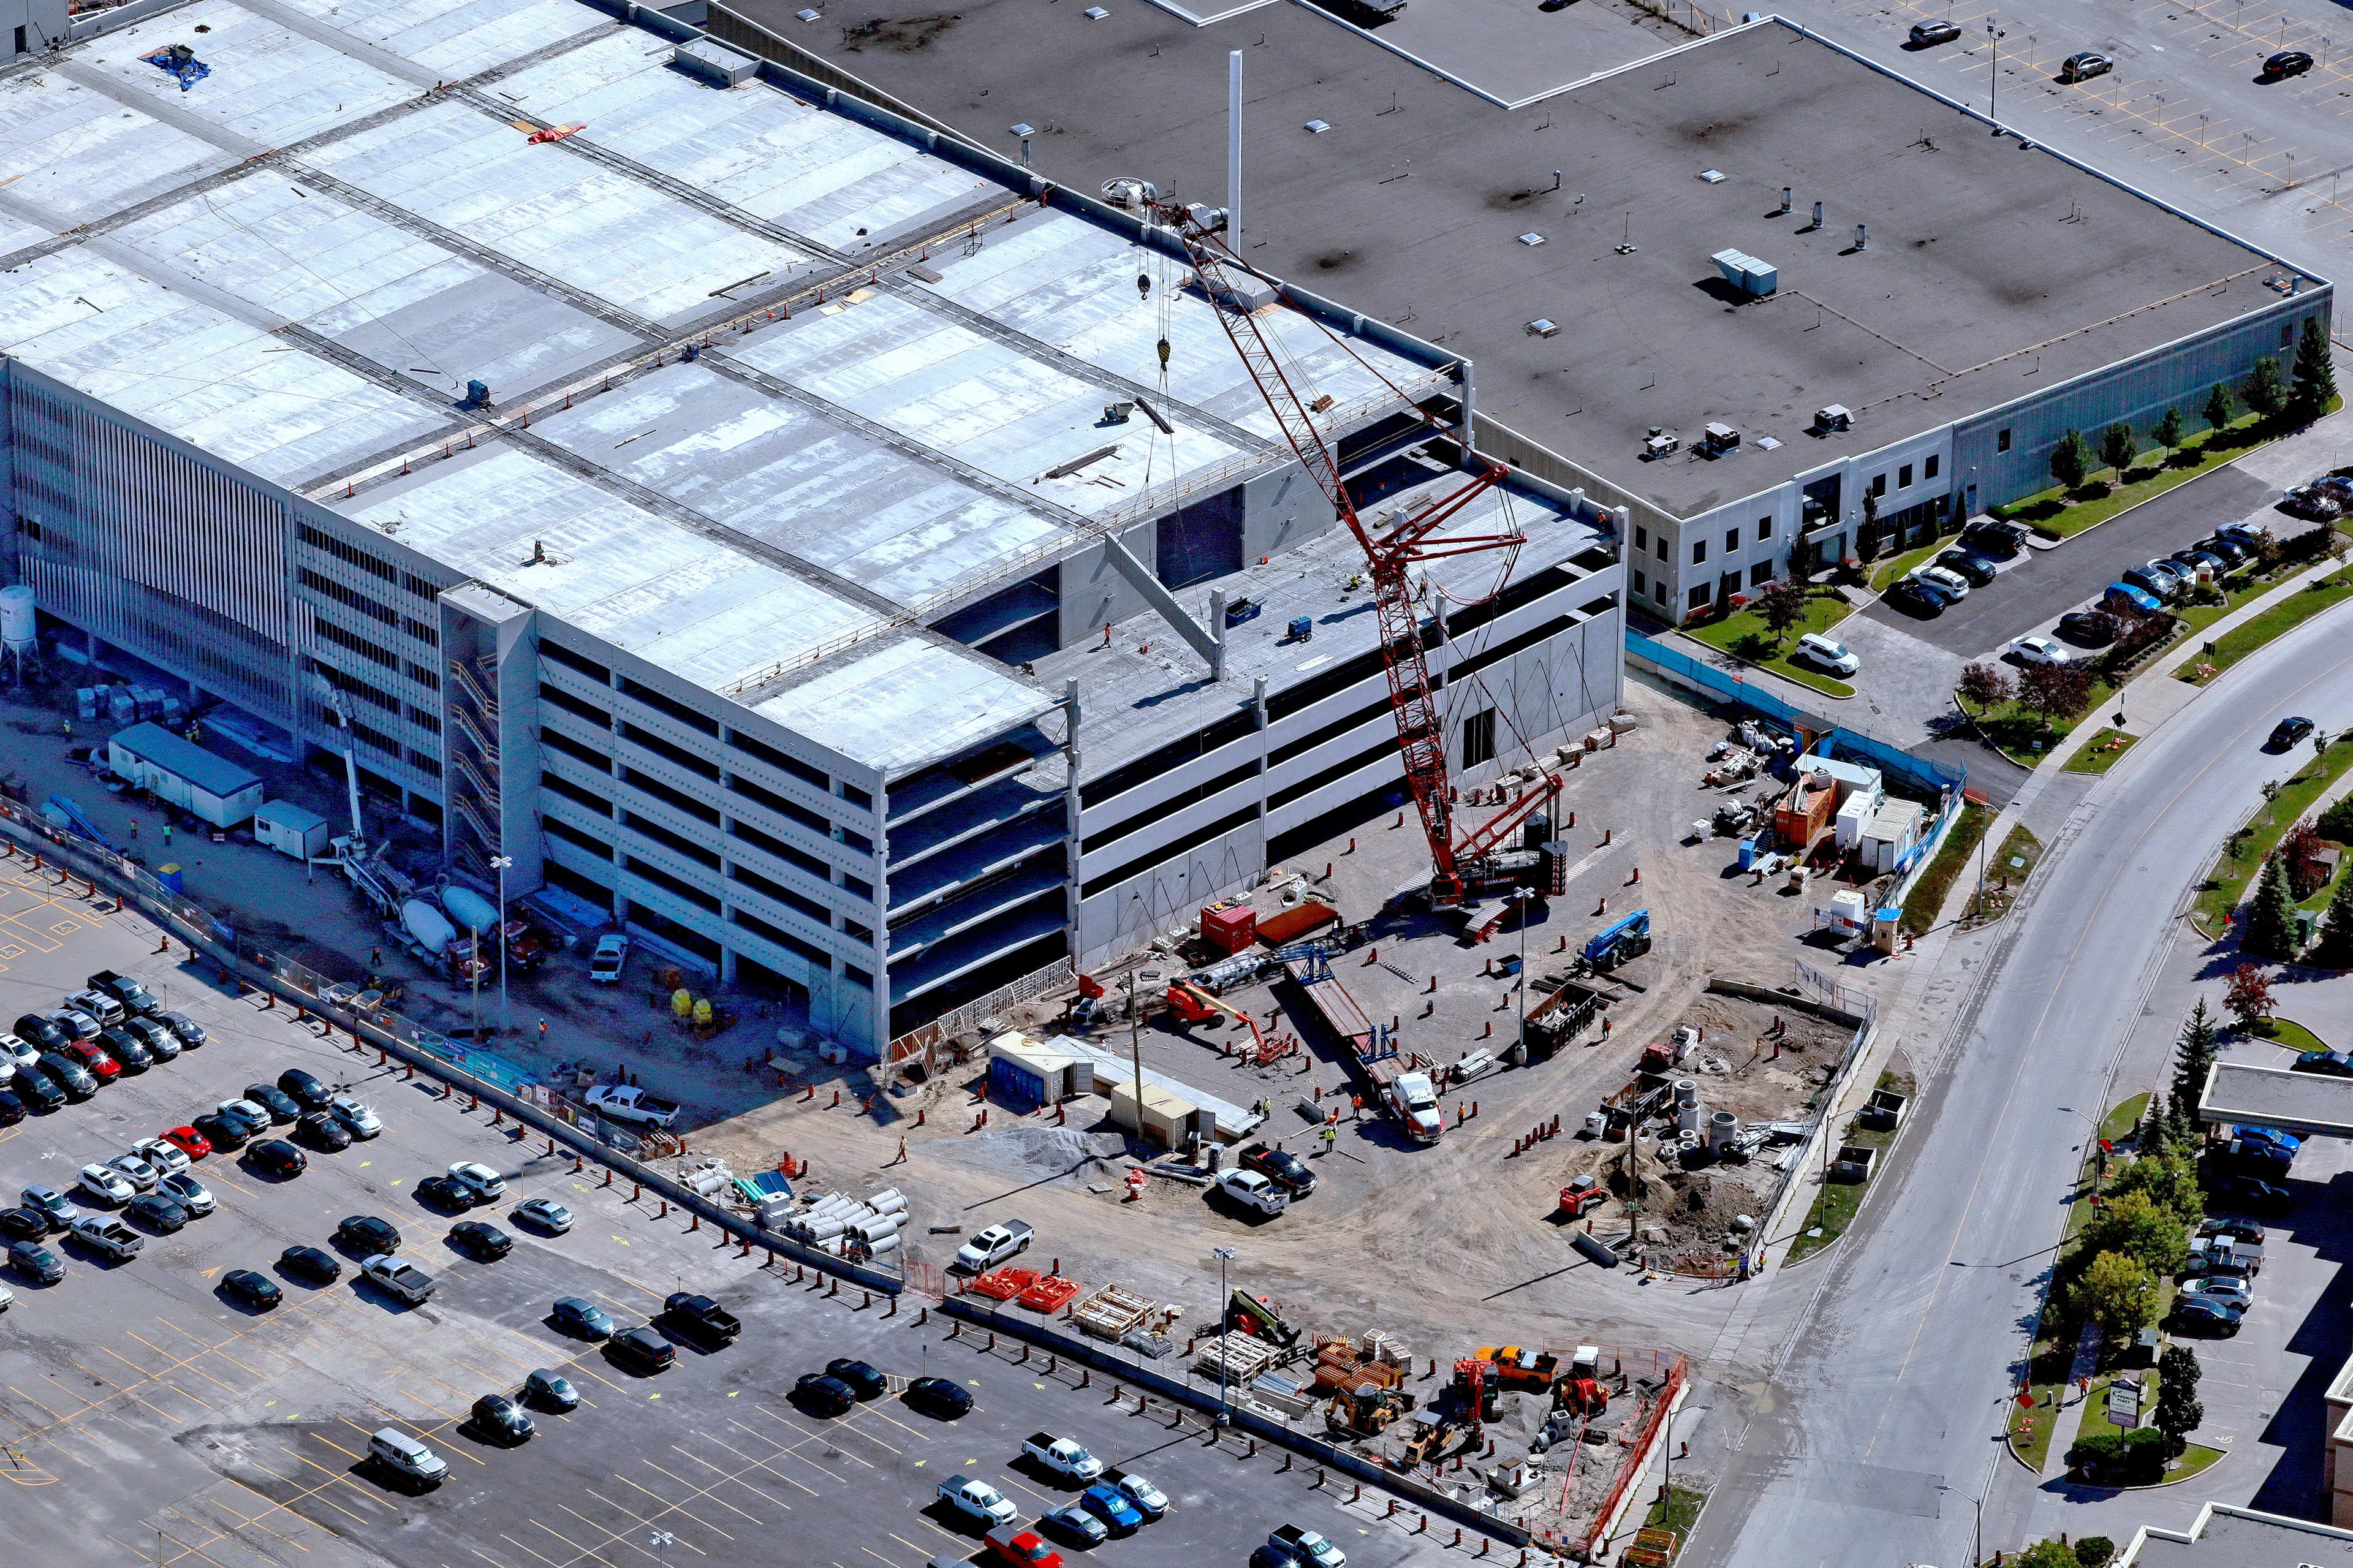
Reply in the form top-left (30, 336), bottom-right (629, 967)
top-left (2122, 1503), bottom-right (2353, 1566)
top-left (740, 1), bottom-right (2306, 518)
top-left (109, 723), bottom-right (263, 800)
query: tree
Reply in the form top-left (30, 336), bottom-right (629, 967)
top-left (2314, 871), bottom-right (2353, 967)
top-left (1957, 662), bottom-right (2014, 706)
top-left (2155, 406), bottom-right (2187, 459)
top-left (2075, 1538), bottom-right (2118, 1567)
top-left (2078, 1191), bottom-right (2191, 1278)
top-left (2075, 1249), bottom-right (2158, 1339)
top-left (2239, 853), bottom-right (2301, 961)
top-left (2154, 1345), bottom-right (2203, 1459)
top-left (2051, 428), bottom-right (2093, 490)
top-left (2203, 381), bottom-right (2235, 433)
top-left (2317, 792), bottom-right (2353, 843)
top-left (2283, 819), bottom-right (2330, 900)
top-left (2016, 661), bottom-right (2094, 721)
top-left (2099, 421), bottom-right (2139, 475)
top-left (2245, 354), bottom-right (2285, 419)
top-left (2109, 1149), bottom-right (2203, 1228)
top-left (2291, 315), bottom-right (2337, 421)
top-left (2225, 960), bottom-right (2277, 1032)
top-left (2170, 999), bottom-right (2221, 1129)
top-left (1752, 577), bottom-right (1811, 645)
top-left (2015, 1543), bottom-right (2083, 1568)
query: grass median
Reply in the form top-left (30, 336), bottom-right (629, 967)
top-left (2193, 740), bottom-right (2353, 931)
top-left (1898, 800), bottom-right (1990, 936)
top-left (2175, 573), bottom-right (2353, 685)
top-left (1963, 822), bottom-right (2042, 924)
top-left (2065, 727), bottom-right (2139, 775)
top-left (1682, 593), bottom-right (1857, 699)
top-left (1784, 1069), bottom-right (1915, 1266)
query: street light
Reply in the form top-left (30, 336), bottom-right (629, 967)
top-left (1936, 1483), bottom-right (1983, 1568)
top-left (489, 852), bottom-right (513, 1047)
top-left (2058, 1104), bottom-right (2110, 1200)
top-left (649, 1529), bottom-right (673, 1568)
top-left (1987, 20), bottom-right (2007, 120)
top-left (1213, 1246), bottom-right (1238, 1426)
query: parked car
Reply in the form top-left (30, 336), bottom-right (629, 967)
top-left (1934, 550), bottom-right (1999, 587)
top-left (102, 1153), bottom-right (160, 1192)
top-left (360, 1254), bottom-right (436, 1305)
top-left (1079, 1481), bottom-right (1145, 1534)
top-left (1239, 1141), bottom-right (1317, 1196)
top-left (119, 1015), bottom-right (179, 1062)
top-left (125, 1194), bottom-right (189, 1233)
top-left (2205, 1173), bottom-right (2292, 1213)
top-left (77, 1164), bottom-right (137, 1206)
top-left (297, 1111), bottom-right (351, 1150)
top-left (2181, 1274), bottom-right (2253, 1306)
top-left (1100, 1469), bottom-right (1167, 1520)
top-left (7, 1017), bottom-right (64, 1053)
top-left (447, 1162), bottom-right (506, 1202)
top-left (97, 1028), bottom-right (151, 1072)
top-left (938, 1474), bottom-right (1019, 1526)
top-left (0, 1088), bottom-right (23, 1126)
top-left (2264, 48), bottom-right (2315, 78)
top-left (276, 1068), bottom-right (333, 1110)
top-left (191, 1112), bottom-right (248, 1151)
top-left (215, 1098), bottom-right (272, 1135)
top-left (985, 1527), bottom-right (1064, 1568)
top-left (44, 1007), bottom-right (97, 1041)
top-left (2061, 50), bottom-right (2115, 80)
top-left (0, 1207), bottom-right (52, 1240)
top-left (954, 1219), bottom-right (1034, 1272)
top-left (470, 1393), bottom-right (535, 1444)
top-left (826, 1358), bottom-right (887, 1399)
top-left (551, 1297), bottom-right (615, 1338)
top-left (2202, 1217), bottom-right (2266, 1245)
top-left (335, 1214), bottom-right (402, 1254)
top-left (580, 1084), bottom-right (679, 1129)
top-left (21, 1186), bottom-right (77, 1227)
top-left (450, 1221), bottom-right (512, 1260)
top-left (523, 1368), bottom-right (580, 1411)
top-left (63, 1040), bottom-right (121, 1082)
top-left (514, 1197), bottom-right (574, 1233)
top-left (281, 1244), bottom-right (341, 1282)
top-left (12, 1071), bottom-right (62, 1112)
top-left (906, 1375), bottom-right (974, 1418)
top-left (2007, 635), bottom-right (2072, 667)
top-left (157, 1173), bottom-right (213, 1216)
top-left (1264, 1524), bottom-right (1347, 1568)
top-left (2269, 716), bottom-right (2317, 749)
top-left (1792, 632), bottom-right (1859, 676)
top-left (329, 1096), bottom-right (382, 1138)
top-left (1908, 18), bottom-right (1961, 44)
top-left (2199, 533), bottom-right (2252, 565)
top-left (2103, 583), bottom-right (2164, 616)
top-left (71, 1216), bottom-right (143, 1261)
top-left (248, 1140), bottom-right (307, 1179)
top-left (1911, 564), bottom-right (1972, 599)
top-left (153, 1012), bottom-right (206, 1049)
top-left (134, 1137), bottom-right (192, 1176)
top-left (1042, 1502), bottom-right (1108, 1548)
top-left (589, 933), bottom-right (631, 983)
top-left (1023, 1433), bottom-right (1104, 1482)
top-left (9, 1241), bottom-right (63, 1284)
top-left (2172, 1297), bottom-right (2242, 1336)
top-left (2122, 566), bottom-right (2184, 602)
top-left (607, 1326), bottom-right (676, 1373)
top-left (1883, 578), bottom-right (1949, 616)
top-left (794, 1373), bottom-right (857, 1416)
top-left (244, 1084), bottom-right (301, 1124)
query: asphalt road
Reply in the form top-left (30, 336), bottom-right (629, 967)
top-left (1683, 563), bottom-right (2353, 1565)
top-left (1865, 466), bottom-right (2278, 656)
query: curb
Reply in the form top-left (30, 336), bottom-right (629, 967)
top-left (2008, 420), bottom-right (2300, 546)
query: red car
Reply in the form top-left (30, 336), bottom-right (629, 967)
top-left (63, 1040), bottom-right (121, 1081)
top-left (162, 1125), bottom-right (213, 1160)
top-left (985, 1528), bottom-right (1064, 1568)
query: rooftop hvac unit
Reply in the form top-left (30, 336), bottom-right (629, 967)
top-left (1813, 404), bottom-right (1852, 433)
top-left (1643, 427), bottom-right (1679, 460)
top-left (1700, 423), bottom-right (1738, 455)
top-left (1710, 248), bottom-right (1777, 297)
top-left (673, 38), bottom-right (758, 86)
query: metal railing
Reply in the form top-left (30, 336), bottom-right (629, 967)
top-left (884, 955), bottom-right (1075, 1069)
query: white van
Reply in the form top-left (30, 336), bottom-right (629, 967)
top-left (1793, 633), bottom-right (1859, 675)
top-left (369, 1428), bottom-right (448, 1484)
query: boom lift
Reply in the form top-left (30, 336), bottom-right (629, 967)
top-left (1109, 181), bottom-right (1563, 907)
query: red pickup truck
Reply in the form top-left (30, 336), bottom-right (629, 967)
top-left (985, 1526), bottom-right (1064, 1568)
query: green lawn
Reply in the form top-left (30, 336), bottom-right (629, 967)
top-left (2066, 728), bottom-right (2140, 775)
top-left (1784, 1070), bottom-right (1915, 1265)
top-left (1638, 1484), bottom-right (1707, 1560)
top-left (2175, 574), bottom-right (2353, 684)
top-left (2193, 741), bottom-right (2353, 931)
top-left (1683, 593), bottom-right (1857, 699)
top-left (1900, 801), bottom-right (1990, 937)
top-left (2253, 1018), bottom-right (2328, 1055)
top-left (1965, 823), bottom-right (2043, 924)
top-left (1992, 409), bottom-right (2302, 539)
top-left (1868, 537), bottom-right (1953, 594)
top-left (1959, 676), bottom-right (2126, 765)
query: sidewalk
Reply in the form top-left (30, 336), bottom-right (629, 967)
top-left (2040, 1321), bottom-right (2105, 1479)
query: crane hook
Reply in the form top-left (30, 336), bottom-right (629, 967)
top-left (1137, 273), bottom-right (1152, 300)
top-left (1157, 337), bottom-right (1172, 369)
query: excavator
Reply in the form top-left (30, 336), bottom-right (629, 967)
top-left (1167, 980), bottom-right (1270, 1056)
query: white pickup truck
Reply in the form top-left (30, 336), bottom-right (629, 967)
top-left (362, 1254), bottom-right (437, 1305)
top-left (582, 1084), bottom-right (680, 1129)
top-left (1023, 1433), bottom-right (1104, 1481)
top-left (936, 1474), bottom-right (1018, 1526)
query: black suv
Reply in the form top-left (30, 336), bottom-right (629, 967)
top-left (244, 1084), bottom-right (302, 1124)
top-left (97, 1027), bottom-right (151, 1072)
top-left (248, 1140), bottom-right (308, 1179)
top-left (335, 1215), bottom-right (401, 1254)
top-left (277, 1069), bottom-right (333, 1111)
top-left (11, 1016), bottom-right (67, 1052)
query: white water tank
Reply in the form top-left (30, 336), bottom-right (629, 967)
top-left (1708, 1110), bottom-right (1740, 1153)
top-left (0, 585), bottom-right (33, 656)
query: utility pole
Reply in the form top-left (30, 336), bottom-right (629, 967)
top-left (490, 852), bottom-right (513, 1044)
top-left (1127, 969), bottom-right (1146, 1146)
top-left (1987, 20), bottom-right (2007, 120)
top-left (1213, 1246), bottom-right (1237, 1425)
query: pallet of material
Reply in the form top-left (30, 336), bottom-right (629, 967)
top-left (1194, 1331), bottom-right (1276, 1384)
top-left (1017, 1274), bottom-right (1083, 1314)
top-left (1071, 1284), bottom-right (1154, 1339)
top-left (1313, 1342), bottom-right (1405, 1391)
top-left (968, 1266), bottom-right (1037, 1301)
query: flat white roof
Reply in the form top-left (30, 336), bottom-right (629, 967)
top-left (0, 0), bottom-right (1444, 768)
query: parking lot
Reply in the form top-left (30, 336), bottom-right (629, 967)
top-left (0, 854), bottom-right (1463, 1568)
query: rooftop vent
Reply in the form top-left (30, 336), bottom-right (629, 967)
top-left (1305, 119), bottom-right (1332, 134)
top-left (1518, 232), bottom-right (1546, 246)
top-left (1710, 248), bottom-right (1776, 297)
top-left (1697, 169), bottom-right (1726, 183)
top-left (1526, 319), bottom-right (1559, 338)
top-left (1083, 5), bottom-right (1110, 15)
top-left (794, 7), bottom-right (819, 18)
top-left (1813, 405), bottom-right (1852, 433)
top-left (673, 37), bottom-right (757, 86)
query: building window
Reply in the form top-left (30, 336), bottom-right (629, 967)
top-left (1652, 580), bottom-right (1667, 605)
top-left (1749, 562), bottom-right (1774, 586)
top-left (1869, 473), bottom-right (1887, 498)
top-left (1996, 428), bottom-right (2012, 453)
top-left (1691, 539), bottom-right (1707, 565)
top-left (2283, 321), bottom-right (2296, 348)
top-left (1632, 569), bottom-right (1646, 596)
top-left (1654, 536), bottom-right (1669, 561)
top-left (1723, 529), bottom-right (1739, 553)
top-left (1898, 463), bottom-right (1914, 488)
top-left (1686, 584), bottom-right (1711, 610)
top-left (1461, 709), bottom-right (1496, 770)
top-left (1634, 526), bottom-right (1648, 550)
top-left (1757, 517), bottom-right (1773, 542)
top-left (1924, 453), bottom-right (1940, 480)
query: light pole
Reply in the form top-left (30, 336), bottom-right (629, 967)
top-left (650, 1529), bottom-right (672, 1568)
top-left (1937, 1483), bottom-right (1983, 1568)
top-left (1213, 1246), bottom-right (1237, 1426)
top-left (1987, 21), bottom-right (2007, 120)
top-left (2059, 1105), bottom-right (2109, 1199)
top-left (490, 852), bottom-right (513, 1046)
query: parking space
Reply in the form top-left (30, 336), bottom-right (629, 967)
top-left (0, 857), bottom-right (1458, 1568)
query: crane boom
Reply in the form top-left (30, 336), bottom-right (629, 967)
top-left (1142, 195), bottom-right (1559, 904)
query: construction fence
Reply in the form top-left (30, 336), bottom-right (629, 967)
top-left (0, 797), bottom-right (903, 1297)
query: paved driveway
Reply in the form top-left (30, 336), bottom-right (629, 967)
top-left (1865, 466), bottom-right (2277, 657)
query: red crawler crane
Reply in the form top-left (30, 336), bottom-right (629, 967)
top-left (1137, 191), bottom-right (1561, 905)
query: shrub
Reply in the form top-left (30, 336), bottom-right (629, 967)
top-left (1958, 662), bottom-right (2014, 706)
top-left (2075, 1538), bottom-right (2117, 1567)
top-left (2065, 1429), bottom-right (2124, 1475)
top-left (2123, 1426), bottom-right (2170, 1482)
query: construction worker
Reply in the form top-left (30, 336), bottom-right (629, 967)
top-left (672, 987), bottom-right (692, 1020)
top-left (1321, 1125), bottom-right (1337, 1155)
top-left (161, 822), bottom-right (171, 847)
top-left (692, 996), bottom-right (714, 1032)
